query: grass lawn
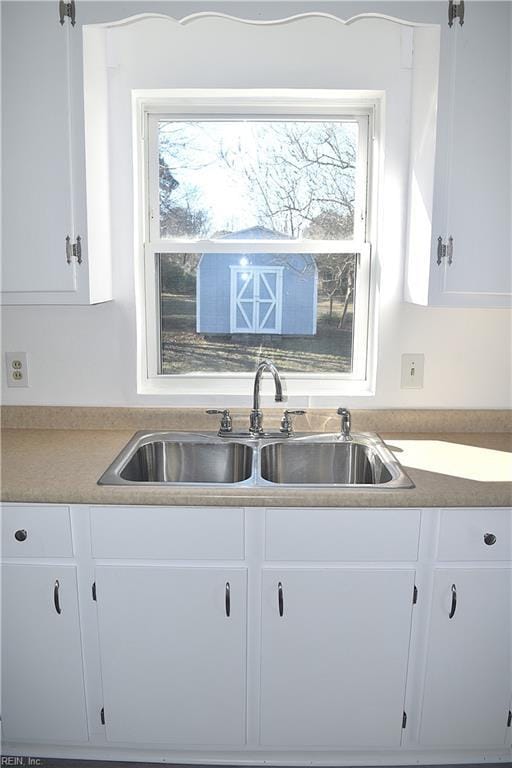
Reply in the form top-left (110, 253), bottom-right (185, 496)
top-left (160, 293), bottom-right (353, 374)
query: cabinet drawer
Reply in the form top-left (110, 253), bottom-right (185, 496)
top-left (265, 508), bottom-right (421, 561)
top-left (90, 506), bottom-right (244, 560)
top-left (1, 505), bottom-right (73, 558)
top-left (437, 508), bottom-right (511, 561)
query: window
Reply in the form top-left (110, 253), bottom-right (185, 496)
top-left (141, 96), bottom-right (374, 391)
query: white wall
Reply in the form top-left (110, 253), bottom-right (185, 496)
top-left (1, 1), bottom-right (511, 409)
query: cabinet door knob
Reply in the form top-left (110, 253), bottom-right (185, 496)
top-left (483, 532), bottom-right (497, 546)
top-left (14, 529), bottom-right (27, 542)
top-left (225, 582), bottom-right (230, 618)
top-left (448, 583), bottom-right (457, 619)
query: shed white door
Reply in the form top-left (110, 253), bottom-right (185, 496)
top-left (230, 267), bottom-right (283, 333)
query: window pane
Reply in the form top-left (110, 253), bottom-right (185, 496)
top-left (158, 252), bottom-right (357, 374)
top-left (159, 120), bottom-right (359, 240)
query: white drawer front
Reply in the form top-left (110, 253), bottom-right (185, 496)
top-left (265, 508), bottom-right (421, 561)
top-left (1, 505), bottom-right (73, 558)
top-left (90, 506), bottom-right (245, 560)
top-left (437, 508), bottom-right (511, 561)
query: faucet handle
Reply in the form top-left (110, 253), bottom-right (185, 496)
top-left (206, 409), bottom-right (233, 435)
top-left (280, 409), bottom-right (306, 436)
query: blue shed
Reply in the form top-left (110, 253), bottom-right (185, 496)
top-left (196, 227), bottom-right (318, 335)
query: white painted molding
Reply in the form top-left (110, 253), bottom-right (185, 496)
top-left (87, 11), bottom-right (438, 31)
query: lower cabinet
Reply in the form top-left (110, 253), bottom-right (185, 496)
top-left (2, 505), bottom-right (511, 760)
top-left (420, 568), bottom-right (511, 747)
top-left (1, 564), bottom-right (88, 743)
top-left (95, 565), bottom-right (247, 745)
top-left (260, 568), bottom-right (415, 747)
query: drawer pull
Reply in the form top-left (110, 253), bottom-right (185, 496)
top-left (449, 583), bottom-right (457, 619)
top-left (278, 581), bottom-right (284, 617)
top-left (14, 529), bottom-right (27, 542)
top-left (225, 582), bottom-right (230, 618)
top-left (484, 532), bottom-right (497, 546)
top-left (53, 579), bottom-right (62, 615)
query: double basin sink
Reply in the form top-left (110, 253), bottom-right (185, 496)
top-left (99, 431), bottom-right (414, 489)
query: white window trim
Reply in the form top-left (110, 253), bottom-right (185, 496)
top-left (135, 91), bottom-right (380, 398)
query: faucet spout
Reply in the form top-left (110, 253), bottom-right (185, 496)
top-left (253, 360), bottom-right (283, 411)
top-left (337, 407), bottom-right (352, 441)
top-left (250, 360), bottom-right (284, 436)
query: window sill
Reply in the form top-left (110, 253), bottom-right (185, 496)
top-left (138, 375), bottom-right (376, 404)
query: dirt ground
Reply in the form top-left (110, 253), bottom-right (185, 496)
top-left (160, 293), bottom-right (353, 374)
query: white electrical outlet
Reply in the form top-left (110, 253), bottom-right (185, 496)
top-left (401, 353), bottom-right (424, 389)
top-left (5, 352), bottom-right (29, 388)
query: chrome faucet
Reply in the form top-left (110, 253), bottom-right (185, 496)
top-left (249, 360), bottom-right (284, 436)
top-left (337, 407), bottom-right (352, 441)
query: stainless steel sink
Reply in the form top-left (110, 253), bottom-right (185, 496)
top-left (259, 433), bottom-right (413, 488)
top-left (261, 439), bottom-right (393, 486)
top-left (99, 433), bottom-right (254, 486)
top-left (99, 431), bottom-right (413, 489)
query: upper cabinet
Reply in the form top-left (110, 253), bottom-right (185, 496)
top-left (1, 2), bottom-right (111, 305)
top-left (2, 3), bottom-right (509, 309)
top-left (406, 2), bottom-right (511, 307)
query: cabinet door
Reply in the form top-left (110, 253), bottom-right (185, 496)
top-left (420, 568), bottom-right (511, 747)
top-left (95, 566), bottom-right (247, 745)
top-left (431, 3), bottom-right (511, 307)
top-left (260, 568), bottom-right (415, 747)
top-left (1, 3), bottom-right (109, 305)
top-left (1, 2), bottom-right (78, 301)
top-left (1, 564), bottom-right (88, 743)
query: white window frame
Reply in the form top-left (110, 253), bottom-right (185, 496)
top-left (137, 92), bottom-right (378, 397)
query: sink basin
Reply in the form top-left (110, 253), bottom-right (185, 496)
top-left (99, 433), bottom-right (254, 485)
top-left (98, 431), bottom-right (413, 489)
top-left (261, 440), bottom-right (393, 485)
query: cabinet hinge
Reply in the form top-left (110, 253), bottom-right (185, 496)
top-left (507, 710), bottom-right (512, 728)
top-left (92, 581), bottom-right (97, 601)
top-left (59, 0), bottom-right (76, 26)
top-left (100, 707), bottom-right (105, 725)
top-left (402, 711), bottom-right (407, 729)
top-left (65, 235), bottom-right (82, 265)
top-left (448, 1), bottom-right (465, 28)
top-left (437, 235), bottom-right (453, 266)
top-left (413, 585), bottom-right (418, 604)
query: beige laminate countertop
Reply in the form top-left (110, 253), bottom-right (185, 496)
top-left (1, 428), bottom-right (511, 507)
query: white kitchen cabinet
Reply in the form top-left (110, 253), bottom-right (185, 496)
top-left (95, 565), bottom-right (247, 745)
top-left (413, 2), bottom-right (511, 307)
top-left (1, 2), bottom-right (111, 305)
top-left (420, 568), bottom-right (511, 747)
top-left (90, 504), bottom-right (244, 560)
top-left (260, 568), bottom-right (415, 747)
top-left (2, 502), bottom-right (510, 764)
top-left (1, 504), bottom-right (73, 558)
top-left (1, 563), bottom-right (88, 743)
top-left (265, 507), bottom-right (420, 561)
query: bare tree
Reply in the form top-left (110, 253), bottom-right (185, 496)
top-left (159, 152), bottom-right (209, 238)
top-left (219, 122), bottom-right (357, 238)
top-left (317, 254), bottom-right (355, 329)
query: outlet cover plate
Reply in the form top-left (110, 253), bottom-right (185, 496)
top-left (5, 352), bottom-right (29, 388)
